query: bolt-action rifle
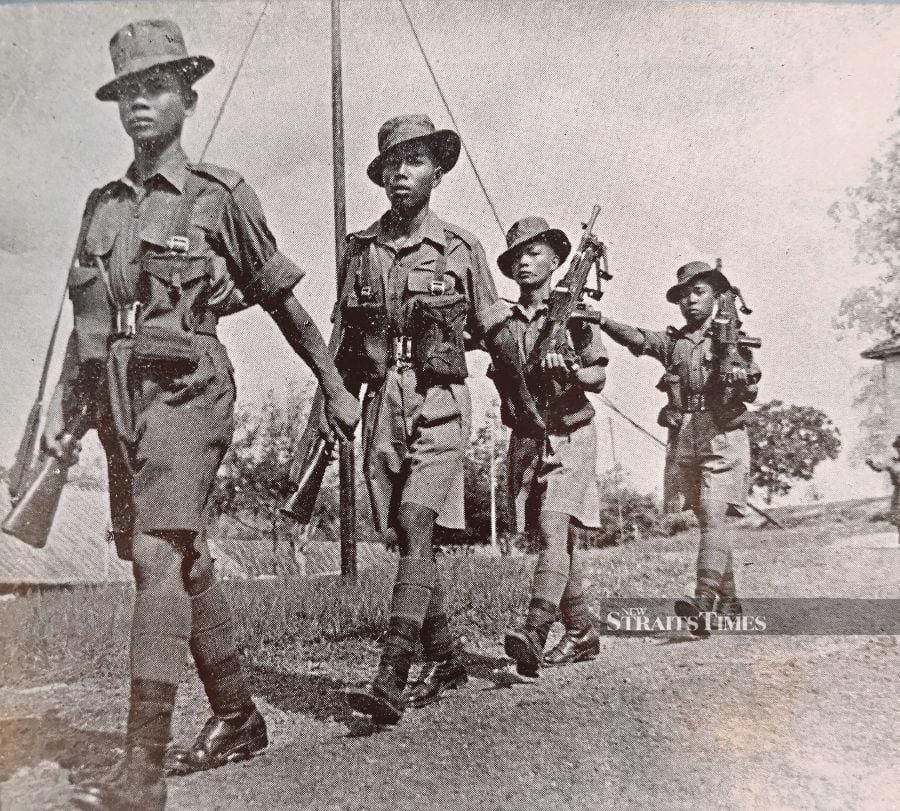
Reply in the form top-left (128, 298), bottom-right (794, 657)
top-left (524, 204), bottom-right (611, 405)
top-left (3, 403), bottom-right (90, 548)
top-left (710, 258), bottom-right (761, 385)
top-left (281, 263), bottom-right (360, 525)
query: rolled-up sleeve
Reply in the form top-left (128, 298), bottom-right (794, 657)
top-left (465, 241), bottom-right (510, 338)
top-left (217, 181), bottom-right (305, 305)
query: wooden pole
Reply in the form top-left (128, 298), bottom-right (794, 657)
top-left (332, 0), bottom-right (356, 578)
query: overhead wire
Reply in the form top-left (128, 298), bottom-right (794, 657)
top-left (397, 0), bottom-right (506, 238)
top-left (199, 0), bottom-right (271, 161)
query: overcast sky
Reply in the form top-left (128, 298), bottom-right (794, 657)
top-left (2, 0), bottom-right (900, 502)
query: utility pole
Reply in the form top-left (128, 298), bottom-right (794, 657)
top-left (332, 0), bottom-right (356, 578)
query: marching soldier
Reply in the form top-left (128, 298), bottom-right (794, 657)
top-left (497, 218), bottom-right (608, 677)
top-left (866, 435), bottom-right (900, 544)
top-left (599, 261), bottom-right (760, 632)
top-left (46, 20), bottom-right (359, 810)
top-left (342, 114), bottom-right (544, 723)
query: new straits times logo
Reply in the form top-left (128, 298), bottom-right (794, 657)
top-left (596, 599), bottom-right (900, 635)
top-left (606, 606), bottom-right (766, 634)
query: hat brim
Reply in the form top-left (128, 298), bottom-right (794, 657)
top-left (665, 269), bottom-right (730, 303)
top-left (366, 130), bottom-right (461, 186)
top-left (96, 55), bottom-right (214, 101)
top-left (498, 229), bottom-right (572, 278)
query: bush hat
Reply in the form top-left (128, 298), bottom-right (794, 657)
top-left (96, 20), bottom-right (214, 102)
top-left (665, 260), bottom-right (731, 303)
top-left (497, 217), bottom-right (572, 278)
top-left (367, 114), bottom-right (461, 186)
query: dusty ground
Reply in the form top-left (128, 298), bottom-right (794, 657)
top-left (1, 521), bottom-right (898, 810)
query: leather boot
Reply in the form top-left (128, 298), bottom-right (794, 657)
top-left (405, 655), bottom-right (468, 709)
top-left (345, 662), bottom-right (407, 725)
top-left (543, 625), bottom-right (600, 666)
top-left (72, 743), bottom-right (166, 811)
top-left (674, 594), bottom-right (716, 637)
top-left (504, 626), bottom-right (547, 678)
top-left (167, 703), bottom-right (267, 775)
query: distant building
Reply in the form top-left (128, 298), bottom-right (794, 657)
top-left (861, 333), bottom-right (900, 445)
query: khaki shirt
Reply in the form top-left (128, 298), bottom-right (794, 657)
top-left (338, 210), bottom-right (509, 361)
top-left (76, 146), bottom-right (303, 310)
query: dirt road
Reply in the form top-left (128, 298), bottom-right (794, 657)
top-left (2, 524), bottom-right (898, 810)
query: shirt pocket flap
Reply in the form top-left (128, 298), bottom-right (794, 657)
top-left (142, 254), bottom-right (209, 286)
top-left (68, 263), bottom-right (102, 289)
top-left (407, 269), bottom-right (437, 293)
top-left (407, 269), bottom-right (459, 295)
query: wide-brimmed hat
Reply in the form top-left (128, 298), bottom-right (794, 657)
top-left (497, 217), bottom-right (572, 278)
top-left (366, 114), bottom-right (461, 186)
top-left (96, 20), bottom-right (214, 102)
top-left (665, 260), bottom-right (731, 303)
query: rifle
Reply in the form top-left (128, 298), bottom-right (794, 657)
top-left (281, 254), bottom-right (360, 526)
top-left (710, 259), bottom-right (761, 384)
top-left (7, 282), bottom-right (70, 501)
top-left (524, 204), bottom-right (611, 404)
top-left (3, 404), bottom-right (91, 548)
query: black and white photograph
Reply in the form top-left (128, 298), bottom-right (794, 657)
top-left (0, 1), bottom-right (898, 808)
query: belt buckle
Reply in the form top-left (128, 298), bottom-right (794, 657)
top-left (394, 336), bottom-right (414, 371)
top-left (429, 278), bottom-right (446, 296)
top-left (115, 302), bottom-right (141, 337)
top-left (166, 236), bottom-right (190, 254)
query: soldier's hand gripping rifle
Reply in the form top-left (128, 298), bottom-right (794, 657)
top-left (710, 258), bottom-right (761, 386)
top-left (3, 402), bottom-right (90, 548)
top-left (524, 204), bottom-right (611, 406)
top-left (281, 263), bottom-right (361, 525)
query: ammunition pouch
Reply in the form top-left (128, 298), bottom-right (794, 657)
top-left (408, 293), bottom-right (468, 383)
top-left (544, 384), bottom-right (594, 433)
top-left (337, 289), bottom-right (390, 382)
top-left (656, 372), bottom-right (684, 429)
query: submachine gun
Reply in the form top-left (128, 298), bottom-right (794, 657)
top-left (524, 204), bottom-right (611, 405)
top-left (710, 258), bottom-right (761, 385)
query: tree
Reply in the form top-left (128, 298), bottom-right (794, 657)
top-left (211, 385), bottom-right (341, 566)
top-left (461, 409), bottom-right (512, 547)
top-left (745, 400), bottom-right (842, 503)
top-left (830, 121), bottom-right (900, 458)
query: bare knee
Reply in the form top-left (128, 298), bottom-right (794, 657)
top-left (131, 532), bottom-right (183, 591)
top-left (538, 510), bottom-right (572, 550)
top-left (695, 498), bottom-right (728, 529)
top-left (396, 503), bottom-right (437, 558)
top-left (185, 540), bottom-right (216, 594)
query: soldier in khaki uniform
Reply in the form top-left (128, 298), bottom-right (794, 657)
top-left (599, 262), bottom-right (760, 632)
top-left (42, 21), bottom-right (359, 810)
top-left (494, 218), bottom-right (608, 677)
top-left (343, 115), bottom-right (543, 724)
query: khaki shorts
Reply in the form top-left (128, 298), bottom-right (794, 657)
top-left (665, 412), bottom-right (750, 515)
top-left (507, 420), bottom-right (600, 532)
top-left (361, 368), bottom-right (470, 532)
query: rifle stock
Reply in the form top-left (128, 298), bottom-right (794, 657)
top-left (2, 409), bottom-right (89, 548)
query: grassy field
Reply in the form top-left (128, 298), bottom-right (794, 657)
top-left (2, 499), bottom-right (893, 690)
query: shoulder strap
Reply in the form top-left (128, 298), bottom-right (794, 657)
top-left (168, 173), bottom-right (206, 251)
top-left (72, 187), bottom-right (104, 266)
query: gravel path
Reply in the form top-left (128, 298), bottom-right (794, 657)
top-left (2, 526), bottom-right (898, 810)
